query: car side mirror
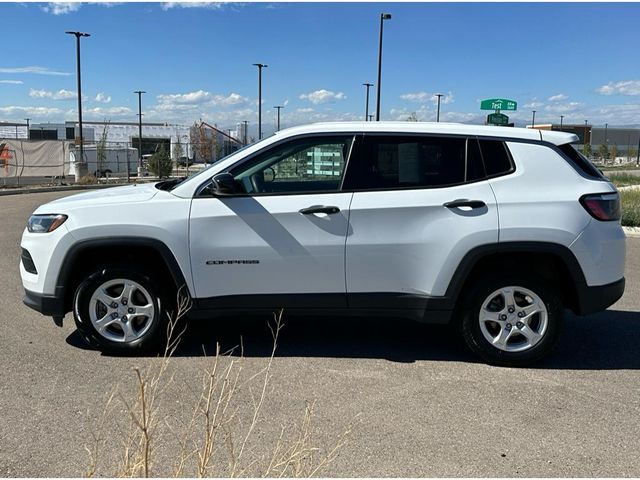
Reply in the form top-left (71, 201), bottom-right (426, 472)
top-left (212, 172), bottom-right (240, 196)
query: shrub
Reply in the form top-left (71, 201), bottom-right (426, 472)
top-left (607, 173), bottom-right (640, 188)
top-left (147, 144), bottom-right (173, 179)
top-left (620, 189), bottom-right (640, 227)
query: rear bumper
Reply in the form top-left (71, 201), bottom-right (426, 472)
top-left (575, 277), bottom-right (625, 315)
top-left (23, 289), bottom-right (65, 317)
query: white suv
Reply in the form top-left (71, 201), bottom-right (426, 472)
top-left (20, 122), bottom-right (626, 366)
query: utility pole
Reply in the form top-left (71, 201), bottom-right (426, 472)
top-left (65, 31), bottom-right (90, 168)
top-left (375, 13), bottom-right (392, 121)
top-left (363, 83), bottom-right (373, 121)
top-left (274, 105), bottom-right (283, 131)
top-left (435, 94), bottom-right (443, 122)
top-left (134, 90), bottom-right (146, 176)
top-left (252, 63), bottom-right (267, 139)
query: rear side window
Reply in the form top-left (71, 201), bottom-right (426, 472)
top-left (478, 139), bottom-right (514, 177)
top-left (343, 135), bottom-right (485, 190)
top-left (558, 143), bottom-right (604, 179)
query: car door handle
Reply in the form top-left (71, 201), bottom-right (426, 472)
top-left (443, 199), bottom-right (486, 209)
top-left (299, 205), bottom-right (341, 215)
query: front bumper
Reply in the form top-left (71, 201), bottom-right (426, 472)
top-left (575, 277), bottom-right (625, 315)
top-left (23, 288), bottom-right (65, 318)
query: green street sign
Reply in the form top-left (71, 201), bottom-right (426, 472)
top-left (480, 98), bottom-right (517, 111)
top-left (487, 113), bottom-right (509, 125)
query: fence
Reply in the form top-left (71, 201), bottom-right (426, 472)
top-left (0, 139), bottom-right (219, 186)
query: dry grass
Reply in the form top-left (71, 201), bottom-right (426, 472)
top-left (85, 291), bottom-right (355, 477)
top-left (76, 174), bottom-right (98, 185)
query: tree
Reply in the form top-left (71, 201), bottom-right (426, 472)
top-left (172, 136), bottom-right (184, 161)
top-left (582, 143), bottom-right (592, 157)
top-left (406, 112), bottom-right (419, 122)
top-left (96, 120), bottom-right (110, 176)
top-left (147, 143), bottom-right (172, 178)
top-left (190, 121), bottom-right (216, 163)
top-left (609, 144), bottom-right (618, 161)
top-left (597, 143), bottom-right (609, 161)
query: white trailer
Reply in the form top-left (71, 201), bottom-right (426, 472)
top-left (69, 146), bottom-right (139, 177)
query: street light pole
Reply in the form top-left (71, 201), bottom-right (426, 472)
top-left (435, 94), bottom-right (443, 122)
top-left (253, 63), bottom-right (267, 139)
top-left (363, 83), bottom-right (373, 121)
top-left (274, 105), bottom-right (283, 131)
top-left (134, 90), bottom-right (146, 176)
top-left (531, 110), bottom-right (536, 128)
top-left (375, 13), bottom-right (392, 121)
top-left (368, 114), bottom-right (374, 121)
top-left (604, 123), bottom-right (608, 144)
top-left (24, 118), bottom-right (30, 139)
top-left (559, 115), bottom-right (564, 129)
top-left (242, 120), bottom-right (249, 145)
top-left (65, 31), bottom-right (90, 168)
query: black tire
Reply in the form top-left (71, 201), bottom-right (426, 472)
top-left (460, 274), bottom-right (563, 367)
top-left (73, 267), bottom-right (170, 355)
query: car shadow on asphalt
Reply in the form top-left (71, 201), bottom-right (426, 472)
top-left (66, 309), bottom-right (640, 369)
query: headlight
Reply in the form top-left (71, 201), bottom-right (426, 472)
top-left (27, 214), bottom-right (68, 233)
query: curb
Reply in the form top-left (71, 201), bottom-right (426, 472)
top-left (0, 183), bottom-right (148, 197)
top-left (624, 226), bottom-right (640, 238)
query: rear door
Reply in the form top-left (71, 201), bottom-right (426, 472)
top-left (343, 134), bottom-right (499, 309)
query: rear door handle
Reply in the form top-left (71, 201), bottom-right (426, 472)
top-left (299, 205), bottom-right (341, 215)
top-left (443, 199), bottom-right (486, 209)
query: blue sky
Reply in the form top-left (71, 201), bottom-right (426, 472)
top-left (1, 1), bottom-right (639, 135)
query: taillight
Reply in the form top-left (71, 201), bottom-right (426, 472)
top-left (580, 192), bottom-right (621, 221)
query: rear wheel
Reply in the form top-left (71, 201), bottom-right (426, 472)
top-left (73, 267), bottom-right (169, 354)
top-left (461, 275), bottom-right (562, 366)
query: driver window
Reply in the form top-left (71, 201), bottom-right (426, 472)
top-left (231, 135), bottom-right (353, 194)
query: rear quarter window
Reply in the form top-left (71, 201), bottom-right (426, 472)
top-left (558, 143), bottom-right (604, 180)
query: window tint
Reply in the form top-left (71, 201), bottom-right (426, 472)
top-left (344, 135), bottom-right (485, 190)
top-left (229, 136), bottom-right (352, 194)
top-left (478, 140), bottom-right (513, 177)
top-left (558, 143), bottom-right (604, 179)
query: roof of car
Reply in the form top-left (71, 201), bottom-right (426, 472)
top-left (273, 121), bottom-right (579, 146)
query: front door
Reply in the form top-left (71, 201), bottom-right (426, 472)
top-left (189, 134), bottom-right (355, 309)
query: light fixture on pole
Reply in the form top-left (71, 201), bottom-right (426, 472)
top-left (435, 94), bottom-right (443, 122)
top-left (363, 83), bottom-right (373, 121)
top-left (375, 13), bottom-right (392, 121)
top-left (134, 90), bottom-right (146, 176)
top-left (253, 63), bottom-right (268, 139)
top-left (65, 31), bottom-right (90, 169)
top-left (274, 105), bottom-right (284, 131)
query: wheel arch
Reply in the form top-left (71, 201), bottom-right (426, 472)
top-left (56, 237), bottom-right (190, 314)
top-left (445, 241), bottom-right (587, 316)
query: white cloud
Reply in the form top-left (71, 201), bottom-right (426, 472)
top-left (0, 80), bottom-right (23, 84)
top-left (41, 2), bottom-right (81, 15)
top-left (299, 89), bottom-right (347, 105)
top-left (95, 92), bottom-right (112, 103)
top-left (523, 101), bottom-right (544, 109)
top-left (0, 106), bottom-right (63, 117)
top-left (0, 66), bottom-right (70, 76)
top-left (400, 91), bottom-right (455, 105)
top-left (296, 108), bottom-right (315, 113)
top-left (161, 2), bottom-right (223, 10)
top-left (156, 90), bottom-right (247, 107)
top-left (544, 102), bottom-right (583, 114)
top-left (596, 80), bottom-right (640, 96)
top-left (84, 106), bottom-right (133, 117)
top-left (548, 94), bottom-right (568, 102)
top-left (29, 88), bottom-right (77, 100)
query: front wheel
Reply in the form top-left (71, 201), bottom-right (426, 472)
top-left (460, 275), bottom-right (563, 367)
top-left (73, 268), bottom-right (168, 354)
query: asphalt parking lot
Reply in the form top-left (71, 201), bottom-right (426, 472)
top-left (1, 190), bottom-right (640, 476)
